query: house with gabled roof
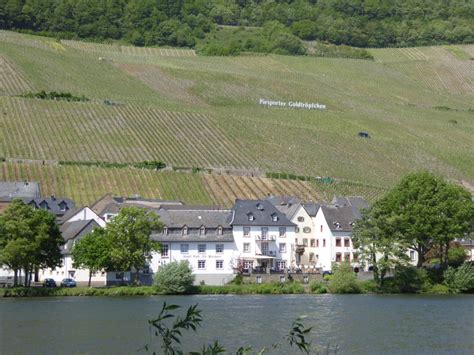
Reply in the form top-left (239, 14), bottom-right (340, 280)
top-left (231, 199), bottom-right (297, 273)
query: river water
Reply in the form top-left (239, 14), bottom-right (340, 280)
top-left (0, 294), bottom-right (473, 354)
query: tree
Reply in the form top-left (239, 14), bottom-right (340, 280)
top-left (380, 172), bottom-right (474, 268)
top-left (106, 207), bottom-right (162, 284)
top-left (0, 199), bottom-right (63, 286)
top-left (153, 260), bottom-right (195, 294)
top-left (352, 198), bottom-right (409, 288)
top-left (71, 228), bottom-right (111, 287)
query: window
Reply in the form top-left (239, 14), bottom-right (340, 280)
top-left (336, 238), bottom-right (341, 247)
top-left (217, 226), bottom-right (223, 235)
top-left (180, 244), bottom-right (189, 254)
top-left (272, 214), bottom-right (278, 222)
top-left (310, 239), bottom-right (316, 247)
top-left (320, 225), bottom-right (323, 232)
top-left (163, 226), bottom-right (168, 235)
top-left (198, 260), bottom-right (206, 269)
top-left (410, 250), bottom-right (416, 260)
top-left (276, 261), bottom-right (286, 270)
top-left (243, 243), bottom-right (250, 253)
top-left (344, 239), bottom-right (350, 247)
top-left (323, 239), bottom-right (326, 247)
top-left (309, 253), bottom-right (315, 262)
top-left (161, 244), bottom-right (169, 257)
top-left (353, 252), bottom-right (359, 261)
top-left (243, 227), bottom-right (250, 237)
top-left (295, 227), bottom-right (300, 233)
top-left (200, 226), bottom-right (206, 235)
top-left (316, 239), bottom-right (319, 247)
top-left (248, 213), bottom-right (254, 221)
top-left (295, 238), bottom-right (299, 245)
top-left (261, 227), bottom-right (268, 238)
top-left (215, 244), bottom-right (224, 253)
top-left (182, 226), bottom-right (188, 236)
top-left (257, 203), bottom-right (263, 210)
top-left (335, 253), bottom-right (342, 262)
top-left (303, 238), bottom-right (308, 247)
top-left (243, 260), bottom-right (253, 270)
top-left (279, 227), bottom-right (286, 237)
top-left (279, 243), bottom-right (286, 253)
top-left (297, 216), bottom-right (305, 222)
top-left (303, 227), bottom-right (311, 233)
top-left (59, 203), bottom-right (67, 212)
top-left (198, 244), bottom-right (206, 253)
top-left (344, 253), bottom-right (351, 262)
top-left (216, 260), bottom-right (224, 269)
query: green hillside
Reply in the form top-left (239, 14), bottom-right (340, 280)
top-left (0, 31), bottom-right (473, 203)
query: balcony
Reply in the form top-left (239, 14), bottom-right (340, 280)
top-left (255, 235), bottom-right (277, 241)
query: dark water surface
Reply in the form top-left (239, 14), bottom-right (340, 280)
top-left (1, 294), bottom-right (473, 354)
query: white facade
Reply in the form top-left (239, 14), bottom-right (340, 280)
top-left (66, 207), bottom-right (106, 227)
top-left (151, 241), bottom-right (238, 285)
top-left (232, 225), bottom-right (296, 270)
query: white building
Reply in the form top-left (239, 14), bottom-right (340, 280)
top-left (230, 199), bottom-right (297, 272)
top-left (150, 205), bottom-right (238, 285)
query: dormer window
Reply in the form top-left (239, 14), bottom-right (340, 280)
top-left (271, 214), bottom-right (278, 222)
top-left (217, 226), bottom-right (223, 235)
top-left (163, 226), bottom-right (168, 235)
top-left (334, 222), bottom-right (341, 230)
top-left (59, 202), bottom-right (68, 212)
top-left (29, 202), bottom-right (37, 209)
top-left (248, 213), bottom-right (254, 221)
top-left (39, 201), bottom-right (48, 210)
top-left (256, 203), bottom-right (263, 210)
top-left (200, 226), bottom-right (206, 235)
top-left (182, 225), bottom-right (188, 236)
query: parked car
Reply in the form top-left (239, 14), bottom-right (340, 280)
top-left (61, 278), bottom-right (76, 288)
top-left (43, 278), bottom-right (57, 288)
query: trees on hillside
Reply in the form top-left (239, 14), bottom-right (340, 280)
top-left (353, 172), bottom-right (474, 287)
top-left (0, 0), bottom-right (472, 49)
top-left (0, 199), bottom-right (63, 286)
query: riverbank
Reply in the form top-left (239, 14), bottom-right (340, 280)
top-left (0, 279), bottom-right (460, 297)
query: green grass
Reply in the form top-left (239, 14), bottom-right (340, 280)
top-left (0, 31), bottom-right (473, 191)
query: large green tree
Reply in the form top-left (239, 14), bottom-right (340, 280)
top-left (353, 172), bottom-right (474, 287)
top-left (71, 228), bottom-right (111, 287)
top-left (0, 199), bottom-right (63, 286)
top-left (382, 172), bottom-right (474, 268)
top-left (106, 207), bottom-right (162, 284)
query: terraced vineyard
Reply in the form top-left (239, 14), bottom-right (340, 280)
top-left (0, 31), bottom-right (473, 202)
top-left (0, 162), bottom-right (385, 207)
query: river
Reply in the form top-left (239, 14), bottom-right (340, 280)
top-left (0, 294), bottom-right (473, 354)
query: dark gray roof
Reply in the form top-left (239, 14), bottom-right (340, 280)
top-left (155, 208), bottom-right (233, 228)
top-left (303, 203), bottom-right (320, 217)
top-left (61, 219), bottom-right (100, 241)
top-left (0, 181), bottom-right (41, 199)
top-left (22, 197), bottom-right (75, 216)
top-left (266, 196), bottom-right (302, 219)
top-left (152, 233), bottom-right (234, 243)
top-left (321, 205), bottom-right (358, 232)
top-left (231, 199), bottom-right (296, 227)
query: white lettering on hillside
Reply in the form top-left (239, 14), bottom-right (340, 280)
top-left (259, 98), bottom-right (326, 110)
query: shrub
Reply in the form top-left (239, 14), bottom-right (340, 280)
top-left (393, 266), bottom-right (432, 293)
top-left (328, 263), bottom-right (361, 294)
top-left (309, 281), bottom-right (327, 294)
top-left (443, 263), bottom-right (474, 294)
top-left (426, 284), bottom-right (450, 294)
top-left (153, 261), bottom-right (195, 294)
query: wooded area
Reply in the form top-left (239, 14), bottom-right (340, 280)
top-left (1, 0), bottom-right (472, 54)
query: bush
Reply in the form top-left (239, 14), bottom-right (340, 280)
top-left (426, 284), bottom-right (450, 294)
top-left (328, 263), bottom-right (361, 294)
top-left (393, 266), bottom-right (432, 293)
top-left (309, 281), bottom-right (327, 294)
top-left (443, 263), bottom-right (474, 294)
top-left (154, 261), bottom-right (195, 294)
